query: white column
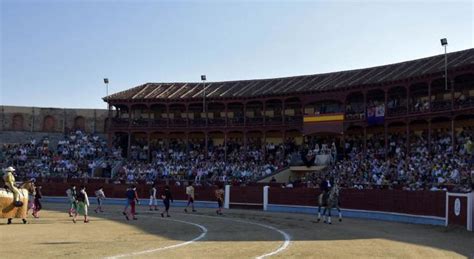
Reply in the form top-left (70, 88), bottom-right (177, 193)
top-left (263, 186), bottom-right (269, 211)
top-left (468, 192), bottom-right (473, 231)
top-left (224, 185), bottom-right (230, 209)
top-left (445, 191), bottom-right (449, 227)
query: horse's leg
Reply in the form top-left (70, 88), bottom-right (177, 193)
top-left (317, 205), bottom-right (321, 222)
top-left (328, 204), bottom-right (332, 224)
top-left (337, 205), bottom-right (342, 222)
top-left (322, 207), bottom-right (327, 223)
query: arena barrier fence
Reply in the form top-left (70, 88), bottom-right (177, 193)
top-left (445, 192), bottom-right (473, 231)
top-left (35, 181), bottom-right (472, 230)
top-left (42, 196), bottom-right (220, 209)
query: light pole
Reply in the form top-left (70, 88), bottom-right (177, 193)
top-left (201, 75), bottom-right (208, 155)
top-left (440, 38), bottom-right (448, 91)
top-left (201, 75), bottom-right (206, 113)
top-left (104, 78), bottom-right (111, 146)
top-left (104, 78), bottom-right (110, 111)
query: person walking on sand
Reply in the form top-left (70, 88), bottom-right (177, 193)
top-left (149, 184), bottom-right (159, 211)
top-left (160, 186), bottom-right (173, 218)
top-left (73, 185), bottom-right (90, 223)
top-left (32, 185), bottom-right (43, 218)
top-left (94, 186), bottom-right (106, 213)
top-left (123, 185), bottom-right (138, 220)
top-left (215, 184), bottom-right (224, 215)
top-left (66, 184), bottom-right (77, 217)
top-left (184, 181), bottom-right (196, 213)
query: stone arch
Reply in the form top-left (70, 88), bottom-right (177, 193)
top-left (12, 114), bottom-right (24, 131)
top-left (74, 116), bottom-right (86, 131)
top-left (42, 115), bottom-right (56, 132)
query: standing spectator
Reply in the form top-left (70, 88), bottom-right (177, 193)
top-left (215, 184), bottom-right (224, 215)
top-left (149, 184), bottom-right (158, 211)
top-left (184, 181), bottom-right (196, 213)
top-left (33, 185), bottom-right (43, 218)
top-left (73, 185), bottom-right (89, 223)
top-left (94, 187), bottom-right (106, 213)
top-left (66, 184), bottom-right (77, 217)
top-left (160, 186), bottom-right (173, 218)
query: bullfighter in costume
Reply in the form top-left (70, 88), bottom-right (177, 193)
top-left (3, 166), bottom-right (23, 207)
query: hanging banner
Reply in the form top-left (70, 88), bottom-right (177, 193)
top-left (303, 113), bottom-right (344, 134)
top-left (367, 105), bottom-right (385, 125)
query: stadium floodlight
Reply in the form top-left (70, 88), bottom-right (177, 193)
top-left (104, 78), bottom-right (110, 99)
top-left (201, 75), bottom-right (207, 113)
top-left (440, 38), bottom-right (448, 90)
top-left (440, 38), bottom-right (448, 46)
top-left (104, 77), bottom-right (111, 133)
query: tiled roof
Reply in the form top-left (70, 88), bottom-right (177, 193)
top-left (105, 48), bottom-right (474, 101)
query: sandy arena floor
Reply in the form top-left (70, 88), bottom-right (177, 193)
top-left (1, 203), bottom-right (473, 259)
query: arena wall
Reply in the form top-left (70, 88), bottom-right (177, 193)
top-left (32, 180), bottom-right (449, 226)
top-left (0, 106), bottom-right (108, 143)
top-left (267, 188), bottom-right (446, 217)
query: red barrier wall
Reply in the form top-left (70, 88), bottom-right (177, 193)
top-left (230, 186), bottom-right (263, 204)
top-left (37, 181), bottom-right (217, 202)
top-left (33, 181), bottom-right (446, 217)
top-left (268, 188), bottom-right (446, 217)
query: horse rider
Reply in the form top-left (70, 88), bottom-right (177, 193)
top-left (320, 176), bottom-right (333, 205)
top-left (3, 166), bottom-right (23, 207)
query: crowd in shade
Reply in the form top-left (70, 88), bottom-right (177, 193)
top-left (1, 127), bottom-right (473, 192)
top-left (113, 137), bottom-right (294, 185)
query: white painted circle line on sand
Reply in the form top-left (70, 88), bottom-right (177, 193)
top-left (104, 217), bottom-right (208, 259)
top-left (179, 213), bottom-right (291, 258)
top-left (253, 222), bottom-right (291, 259)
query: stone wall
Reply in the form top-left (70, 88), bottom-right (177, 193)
top-left (0, 105), bottom-right (108, 144)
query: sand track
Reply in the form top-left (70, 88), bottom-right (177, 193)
top-left (1, 203), bottom-right (472, 258)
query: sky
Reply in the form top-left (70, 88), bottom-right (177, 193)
top-left (1, 0), bottom-right (473, 109)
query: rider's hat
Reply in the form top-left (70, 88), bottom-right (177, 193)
top-left (5, 166), bottom-right (15, 172)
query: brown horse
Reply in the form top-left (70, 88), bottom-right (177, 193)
top-left (0, 181), bottom-right (35, 224)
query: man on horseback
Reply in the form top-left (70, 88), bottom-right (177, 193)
top-left (3, 166), bottom-right (23, 207)
top-left (317, 175), bottom-right (342, 224)
top-left (320, 176), bottom-right (333, 206)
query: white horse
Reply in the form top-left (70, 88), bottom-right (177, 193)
top-left (317, 182), bottom-right (342, 224)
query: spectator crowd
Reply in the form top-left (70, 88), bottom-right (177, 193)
top-left (1, 130), bottom-right (119, 180)
top-left (1, 127), bottom-right (473, 192)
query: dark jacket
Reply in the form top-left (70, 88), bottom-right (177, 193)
top-left (126, 189), bottom-right (137, 200)
top-left (35, 189), bottom-right (42, 199)
top-left (321, 180), bottom-right (331, 192)
top-left (162, 189), bottom-right (173, 202)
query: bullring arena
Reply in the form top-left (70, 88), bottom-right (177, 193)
top-left (1, 48), bottom-right (474, 258)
